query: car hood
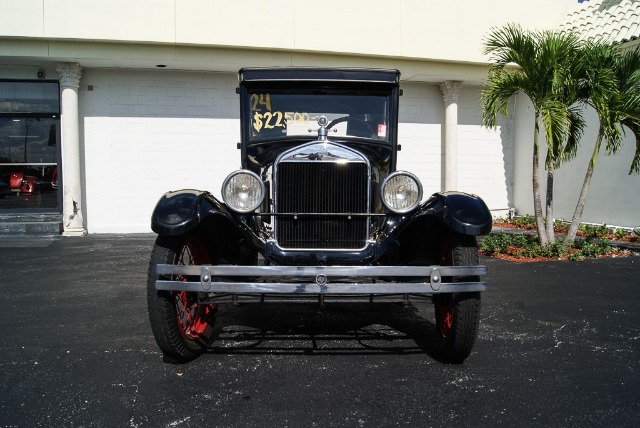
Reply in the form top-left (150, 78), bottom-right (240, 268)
top-left (244, 138), bottom-right (393, 174)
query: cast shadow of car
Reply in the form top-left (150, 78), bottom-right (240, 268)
top-left (203, 302), bottom-right (450, 362)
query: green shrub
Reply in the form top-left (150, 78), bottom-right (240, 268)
top-left (512, 214), bottom-right (537, 230)
top-left (483, 232), bottom-right (615, 262)
top-left (481, 232), bottom-right (512, 255)
top-left (579, 223), bottom-right (609, 238)
top-left (538, 241), bottom-right (566, 259)
top-left (567, 251), bottom-right (585, 262)
top-left (578, 238), bottom-right (612, 258)
top-left (568, 238), bottom-right (613, 261)
top-left (613, 228), bottom-right (626, 241)
top-left (554, 220), bottom-right (569, 234)
top-left (482, 232), bottom-right (566, 259)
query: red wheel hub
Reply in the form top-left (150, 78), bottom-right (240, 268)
top-left (172, 238), bottom-right (213, 340)
top-left (437, 239), bottom-right (455, 338)
top-left (175, 290), bottom-right (211, 340)
top-left (437, 297), bottom-right (454, 338)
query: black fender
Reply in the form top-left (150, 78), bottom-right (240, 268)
top-left (418, 191), bottom-right (492, 236)
top-left (151, 189), bottom-right (225, 236)
top-left (150, 189), bottom-right (264, 245)
top-left (151, 189), bottom-right (266, 262)
top-left (376, 191), bottom-right (492, 261)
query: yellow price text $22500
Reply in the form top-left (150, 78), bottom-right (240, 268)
top-left (253, 111), bottom-right (316, 132)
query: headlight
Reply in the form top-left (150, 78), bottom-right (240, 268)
top-left (221, 170), bottom-right (265, 213)
top-left (381, 172), bottom-right (423, 213)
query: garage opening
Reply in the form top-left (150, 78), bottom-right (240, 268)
top-left (0, 80), bottom-right (61, 213)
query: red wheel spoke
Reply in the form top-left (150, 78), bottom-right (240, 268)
top-left (171, 238), bottom-right (214, 341)
top-left (437, 297), bottom-right (454, 338)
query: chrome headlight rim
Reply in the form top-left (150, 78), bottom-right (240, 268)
top-left (381, 171), bottom-right (423, 214)
top-left (221, 170), bottom-right (266, 214)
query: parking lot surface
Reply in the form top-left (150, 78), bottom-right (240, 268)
top-left (1, 234), bottom-right (639, 427)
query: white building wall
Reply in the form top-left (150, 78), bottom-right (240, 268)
top-left (1, 0), bottom-right (576, 65)
top-left (457, 86), bottom-right (513, 215)
top-left (80, 69), bottom-right (240, 233)
top-left (397, 83), bottom-right (443, 198)
top-left (512, 93), bottom-right (640, 229)
top-left (512, 93), bottom-right (535, 215)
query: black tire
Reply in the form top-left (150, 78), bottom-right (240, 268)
top-left (147, 234), bottom-right (215, 362)
top-left (433, 232), bottom-right (481, 363)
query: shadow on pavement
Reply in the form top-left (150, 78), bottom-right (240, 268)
top-left (205, 302), bottom-right (446, 359)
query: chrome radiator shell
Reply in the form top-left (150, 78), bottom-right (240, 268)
top-left (273, 142), bottom-right (371, 250)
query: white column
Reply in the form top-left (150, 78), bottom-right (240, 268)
top-left (439, 80), bottom-right (463, 192)
top-left (57, 62), bottom-right (86, 236)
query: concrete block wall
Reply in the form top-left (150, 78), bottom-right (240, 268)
top-left (80, 69), bottom-right (241, 233)
top-left (457, 86), bottom-right (514, 215)
top-left (397, 83), bottom-right (443, 198)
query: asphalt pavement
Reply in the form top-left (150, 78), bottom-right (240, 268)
top-left (0, 234), bottom-right (639, 427)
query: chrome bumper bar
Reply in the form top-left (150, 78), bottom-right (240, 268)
top-left (154, 265), bottom-right (487, 295)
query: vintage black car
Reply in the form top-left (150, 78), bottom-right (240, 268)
top-left (147, 68), bottom-right (492, 363)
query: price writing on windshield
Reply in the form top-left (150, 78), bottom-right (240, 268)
top-left (250, 93), bottom-right (272, 112)
top-left (250, 92), bottom-right (319, 133)
top-left (252, 111), bottom-right (316, 132)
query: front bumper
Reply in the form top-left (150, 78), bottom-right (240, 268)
top-left (154, 265), bottom-right (487, 299)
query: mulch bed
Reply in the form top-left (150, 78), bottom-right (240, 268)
top-left (481, 250), bottom-right (631, 263)
top-left (485, 222), bottom-right (636, 263)
top-left (493, 222), bottom-right (640, 243)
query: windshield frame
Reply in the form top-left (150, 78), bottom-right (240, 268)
top-left (237, 68), bottom-right (401, 172)
top-left (243, 87), bottom-right (393, 144)
top-left (239, 72), bottom-right (399, 142)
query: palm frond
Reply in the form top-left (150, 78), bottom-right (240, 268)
top-left (482, 24), bottom-right (588, 168)
top-left (539, 99), bottom-right (572, 168)
top-left (483, 23), bottom-right (536, 69)
top-left (616, 47), bottom-right (640, 92)
top-left (481, 69), bottom-right (527, 128)
top-left (557, 105), bottom-right (586, 166)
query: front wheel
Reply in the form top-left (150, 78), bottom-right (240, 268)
top-left (433, 232), bottom-right (481, 363)
top-left (147, 234), bottom-right (215, 362)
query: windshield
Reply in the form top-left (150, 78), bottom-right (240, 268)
top-left (246, 90), bottom-right (391, 143)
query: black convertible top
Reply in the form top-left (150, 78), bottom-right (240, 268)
top-left (239, 67), bottom-right (400, 85)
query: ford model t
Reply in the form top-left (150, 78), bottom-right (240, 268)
top-left (147, 68), bottom-right (491, 363)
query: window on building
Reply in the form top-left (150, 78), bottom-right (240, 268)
top-left (0, 81), bottom-right (61, 211)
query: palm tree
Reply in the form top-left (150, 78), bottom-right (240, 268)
top-left (564, 45), bottom-right (640, 246)
top-left (482, 24), bottom-right (583, 246)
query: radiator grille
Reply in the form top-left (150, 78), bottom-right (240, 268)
top-left (275, 162), bottom-right (369, 249)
